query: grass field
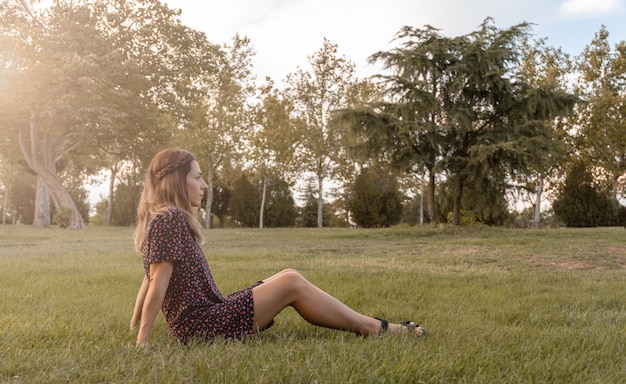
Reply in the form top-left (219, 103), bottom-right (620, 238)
top-left (1, 224), bottom-right (625, 383)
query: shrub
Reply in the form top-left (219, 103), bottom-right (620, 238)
top-left (347, 168), bottom-right (403, 228)
top-left (53, 207), bottom-right (72, 228)
top-left (229, 174), bottom-right (259, 227)
top-left (552, 162), bottom-right (613, 227)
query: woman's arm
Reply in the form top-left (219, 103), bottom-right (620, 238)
top-left (136, 261), bottom-right (174, 347)
top-left (130, 275), bottom-right (150, 330)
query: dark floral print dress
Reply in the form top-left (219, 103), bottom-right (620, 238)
top-left (142, 208), bottom-right (264, 343)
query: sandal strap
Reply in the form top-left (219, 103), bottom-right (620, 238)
top-left (374, 317), bottom-right (389, 334)
top-left (402, 321), bottom-right (416, 332)
top-left (402, 321), bottom-right (426, 336)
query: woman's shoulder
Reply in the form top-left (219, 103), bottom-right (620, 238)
top-left (149, 206), bottom-right (186, 227)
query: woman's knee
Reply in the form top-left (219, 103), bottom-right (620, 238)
top-left (276, 269), bottom-right (307, 290)
top-left (262, 268), bottom-right (304, 284)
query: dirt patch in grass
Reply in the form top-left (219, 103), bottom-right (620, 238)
top-left (522, 255), bottom-right (626, 270)
top-left (549, 261), bottom-right (595, 270)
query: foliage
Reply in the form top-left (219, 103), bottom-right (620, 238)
top-left (350, 19), bottom-right (577, 226)
top-left (0, 0), bottom-right (106, 227)
top-left (512, 37), bottom-right (577, 226)
top-left (574, 26), bottom-right (626, 205)
top-left (0, 0), bottom-right (206, 228)
top-left (112, 179), bottom-right (142, 227)
top-left (436, 175), bottom-right (511, 226)
top-left (552, 162), bottom-right (614, 227)
top-left (62, 173), bottom-right (91, 225)
top-left (286, 38), bottom-right (357, 227)
top-left (251, 79), bottom-right (301, 228)
top-left (178, 34), bottom-right (256, 229)
top-left (52, 207), bottom-right (72, 228)
top-left (263, 177), bottom-right (297, 228)
top-left (0, 5), bottom-right (624, 232)
top-left (210, 179), bottom-right (232, 228)
top-left (6, 167), bottom-right (36, 225)
top-left (90, 199), bottom-right (108, 226)
top-left (347, 168), bottom-right (403, 228)
top-left (299, 182), bottom-right (334, 227)
top-left (401, 194), bottom-right (428, 226)
top-left (229, 174), bottom-right (259, 227)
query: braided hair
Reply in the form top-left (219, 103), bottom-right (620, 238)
top-left (134, 148), bottom-right (204, 251)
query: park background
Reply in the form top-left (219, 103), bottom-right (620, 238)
top-left (1, 0), bottom-right (626, 230)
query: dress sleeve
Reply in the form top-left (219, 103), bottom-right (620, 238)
top-left (144, 209), bottom-right (191, 265)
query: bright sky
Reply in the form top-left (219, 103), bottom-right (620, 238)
top-left (162, 0), bottom-right (626, 82)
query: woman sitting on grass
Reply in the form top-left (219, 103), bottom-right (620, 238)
top-left (130, 148), bottom-right (425, 347)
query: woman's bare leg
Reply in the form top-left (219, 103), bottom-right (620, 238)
top-left (252, 269), bottom-right (424, 336)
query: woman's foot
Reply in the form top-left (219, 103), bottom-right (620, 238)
top-left (389, 321), bottom-right (425, 336)
top-left (375, 318), bottom-right (425, 337)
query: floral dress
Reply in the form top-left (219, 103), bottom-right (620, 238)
top-left (142, 208), bottom-right (265, 343)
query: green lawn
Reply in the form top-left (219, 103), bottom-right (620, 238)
top-left (1, 225), bottom-right (625, 383)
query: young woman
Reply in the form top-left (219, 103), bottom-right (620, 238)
top-left (130, 148), bottom-right (425, 346)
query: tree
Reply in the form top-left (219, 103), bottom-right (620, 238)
top-left (286, 38), bottom-right (357, 227)
top-left (180, 34), bottom-right (256, 229)
top-left (436, 174), bottom-right (510, 225)
top-left (210, 178), bottom-right (231, 228)
top-left (111, 172), bottom-right (143, 226)
top-left (5, 165), bottom-right (35, 224)
top-left (402, 194), bottom-right (428, 226)
top-left (0, 0), bottom-right (195, 228)
top-left (90, 0), bottom-right (216, 226)
top-left (361, 25), bottom-right (457, 223)
top-left (264, 176), bottom-right (297, 228)
top-left (574, 26), bottom-right (626, 211)
top-left (359, 20), bottom-right (576, 225)
top-left (512, 37), bottom-right (577, 227)
top-left (347, 167), bottom-right (403, 228)
top-left (331, 79), bottom-right (388, 223)
top-left (0, 149), bottom-right (21, 224)
top-left (229, 173), bottom-right (259, 227)
top-left (442, 20), bottom-right (556, 225)
top-left (90, 199), bottom-right (108, 226)
top-left (553, 161), bottom-right (613, 227)
top-left (250, 79), bottom-right (299, 228)
top-left (0, 0), bottom-right (109, 228)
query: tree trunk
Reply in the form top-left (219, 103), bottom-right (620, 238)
top-left (2, 164), bottom-right (14, 225)
top-left (419, 170), bottom-right (425, 225)
top-left (32, 125), bottom-right (52, 228)
top-left (259, 173), bottom-right (267, 229)
top-left (317, 172), bottom-right (324, 228)
top-left (452, 180), bottom-right (463, 225)
top-left (532, 175), bottom-right (544, 229)
top-left (43, 166), bottom-right (86, 228)
top-left (2, 186), bottom-right (8, 225)
top-left (427, 169), bottom-right (436, 223)
top-left (19, 112), bottom-right (86, 229)
top-left (33, 176), bottom-right (51, 228)
top-left (204, 166), bottom-right (214, 229)
top-left (610, 171), bottom-right (620, 220)
top-left (104, 164), bottom-right (118, 226)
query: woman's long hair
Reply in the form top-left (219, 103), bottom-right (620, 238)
top-left (133, 148), bottom-right (204, 251)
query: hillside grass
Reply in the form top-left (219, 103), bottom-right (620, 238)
top-left (1, 224), bottom-right (625, 383)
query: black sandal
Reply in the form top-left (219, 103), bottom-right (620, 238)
top-left (375, 317), bottom-right (425, 336)
top-left (375, 317), bottom-right (389, 335)
top-left (401, 321), bottom-right (426, 336)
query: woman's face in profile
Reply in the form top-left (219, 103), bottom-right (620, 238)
top-left (186, 160), bottom-right (208, 207)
